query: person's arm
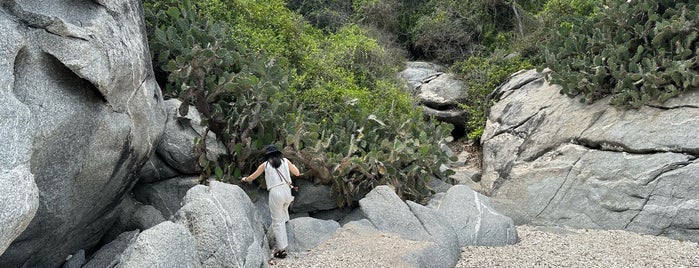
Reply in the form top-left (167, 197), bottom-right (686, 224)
top-left (241, 162), bottom-right (266, 183)
top-left (287, 159), bottom-right (301, 176)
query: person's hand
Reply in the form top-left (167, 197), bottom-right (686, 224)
top-left (241, 177), bottom-right (248, 183)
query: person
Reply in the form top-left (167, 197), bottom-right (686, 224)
top-left (241, 144), bottom-right (300, 259)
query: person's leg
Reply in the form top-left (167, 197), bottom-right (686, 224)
top-left (269, 187), bottom-right (290, 252)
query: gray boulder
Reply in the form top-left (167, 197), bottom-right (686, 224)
top-left (434, 185), bottom-right (518, 246)
top-left (358, 186), bottom-right (462, 268)
top-left (155, 99), bottom-right (227, 175)
top-left (133, 177), bottom-right (200, 219)
top-left (0, 1), bottom-right (167, 266)
top-left (117, 222), bottom-right (201, 268)
top-left (84, 231), bottom-right (139, 268)
top-left (290, 179), bottom-right (337, 213)
top-left (405, 201), bottom-right (460, 268)
top-left (174, 181), bottom-right (269, 267)
top-left (286, 217), bottom-right (340, 252)
top-left (138, 154), bottom-right (181, 184)
top-left (481, 69), bottom-right (699, 242)
top-left (359, 186), bottom-right (431, 241)
top-left (416, 73), bottom-right (469, 108)
top-left (101, 194), bottom-right (164, 245)
top-left (0, 166), bottom-right (39, 255)
top-left (397, 62), bottom-right (469, 137)
top-left (396, 61), bottom-right (446, 92)
top-left (61, 250), bottom-right (85, 268)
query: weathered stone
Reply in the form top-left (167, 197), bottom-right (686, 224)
top-left (117, 222), bottom-right (200, 268)
top-left (286, 217), bottom-right (340, 252)
top-left (174, 181), bottom-right (269, 267)
top-left (61, 250), bottom-right (85, 268)
top-left (396, 61), bottom-right (446, 92)
top-left (290, 179), bottom-right (337, 213)
top-left (416, 73), bottom-right (469, 108)
top-left (133, 177), bottom-right (200, 219)
top-left (0, 166), bottom-right (39, 256)
top-left (482, 69), bottom-right (699, 242)
top-left (406, 201), bottom-right (460, 268)
top-left (435, 185), bottom-right (518, 246)
top-left (0, 1), bottom-right (167, 266)
top-left (84, 231), bottom-right (139, 268)
top-left (359, 186), bottom-right (431, 241)
top-left (138, 154), bottom-right (180, 184)
top-left (157, 99), bottom-right (227, 175)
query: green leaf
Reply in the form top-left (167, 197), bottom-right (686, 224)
top-left (166, 7), bottom-right (181, 19)
top-left (215, 166), bottom-right (223, 180)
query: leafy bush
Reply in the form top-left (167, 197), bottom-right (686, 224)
top-left (542, 0), bottom-right (699, 108)
top-left (286, 0), bottom-right (353, 32)
top-left (145, 0), bottom-right (293, 181)
top-left (144, 0), bottom-right (452, 205)
top-left (541, 0), bottom-right (598, 18)
top-left (408, 0), bottom-right (532, 64)
top-left (451, 53), bottom-right (533, 141)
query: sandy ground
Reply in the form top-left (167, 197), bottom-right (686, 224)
top-left (272, 225), bottom-right (699, 268)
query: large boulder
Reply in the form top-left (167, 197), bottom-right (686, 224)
top-left (481, 69), bottom-right (699, 242)
top-left (0, 1), bottom-right (167, 266)
top-left (174, 181), bottom-right (269, 267)
top-left (84, 231), bottom-right (139, 268)
top-left (286, 217), bottom-right (340, 252)
top-left (100, 194), bottom-right (165, 245)
top-left (397, 61), bottom-right (469, 137)
top-left (433, 185), bottom-right (518, 246)
top-left (416, 73), bottom-right (469, 108)
top-left (396, 61), bottom-right (446, 92)
top-left (148, 99), bottom-right (227, 177)
top-left (116, 222), bottom-right (201, 268)
top-left (358, 185), bottom-right (465, 268)
top-left (290, 179), bottom-right (337, 213)
top-left (0, 166), bottom-right (38, 255)
top-left (133, 177), bottom-right (200, 219)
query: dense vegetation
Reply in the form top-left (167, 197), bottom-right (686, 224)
top-left (543, 0), bottom-right (699, 108)
top-left (143, 0), bottom-right (698, 204)
top-left (143, 0), bottom-right (452, 205)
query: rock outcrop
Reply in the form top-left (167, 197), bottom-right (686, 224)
top-left (481, 69), bottom-right (699, 242)
top-left (0, 1), bottom-right (166, 266)
top-left (398, 62), bottom-right (468, 136)
top-left (357, 185), bottom-right (517, 268)
top-left (175, 181), bottom-right (270, 267)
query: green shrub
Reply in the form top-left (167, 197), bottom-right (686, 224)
top-left (144, 0), bottom-right (452, 205)
top-left (287, 0), bottom-right (353, 32)
top-left (542, 0), bottom-right (699, 108)
top-left (145, 0), bottom-right (293, 180)
top-left (452, 53), bottom-right (533, 141)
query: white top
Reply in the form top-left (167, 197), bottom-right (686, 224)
top-left (264, 158), bottom-right (291, 190)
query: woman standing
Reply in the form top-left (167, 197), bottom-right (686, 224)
top-left (241, 145), bottom-right (300, 259)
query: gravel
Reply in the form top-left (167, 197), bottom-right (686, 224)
top-left (272, 225), bottom-right (699, 268)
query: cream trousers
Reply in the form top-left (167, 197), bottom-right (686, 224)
top-left (269, 184), bottom-right (294, 249)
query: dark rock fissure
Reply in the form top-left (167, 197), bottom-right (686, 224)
top-left (573, 138), bottom-right (699, 156)
top-left (645, 103), bottom-right (699, 110)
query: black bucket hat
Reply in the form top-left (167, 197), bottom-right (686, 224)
top-left (264, 145), bottom-right (281, 156)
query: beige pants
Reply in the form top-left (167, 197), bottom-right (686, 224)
top-left (269, 185), bottom-right (294, 249)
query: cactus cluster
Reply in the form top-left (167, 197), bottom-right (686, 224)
top-left (542, 0), bottom-right (699, 108)
top-left (144, 0), bottom-right (453, 205)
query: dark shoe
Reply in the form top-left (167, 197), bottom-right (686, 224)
top-left (273, 249), bottom-right (287, 259)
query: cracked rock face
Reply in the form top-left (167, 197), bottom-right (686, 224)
top-left (0, 1), bottom-right (166, 267)
top-left (481, 69), bottom-right (699, 242)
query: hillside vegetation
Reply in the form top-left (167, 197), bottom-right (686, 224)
top-left (142, 0), bottom-right (699, 204)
